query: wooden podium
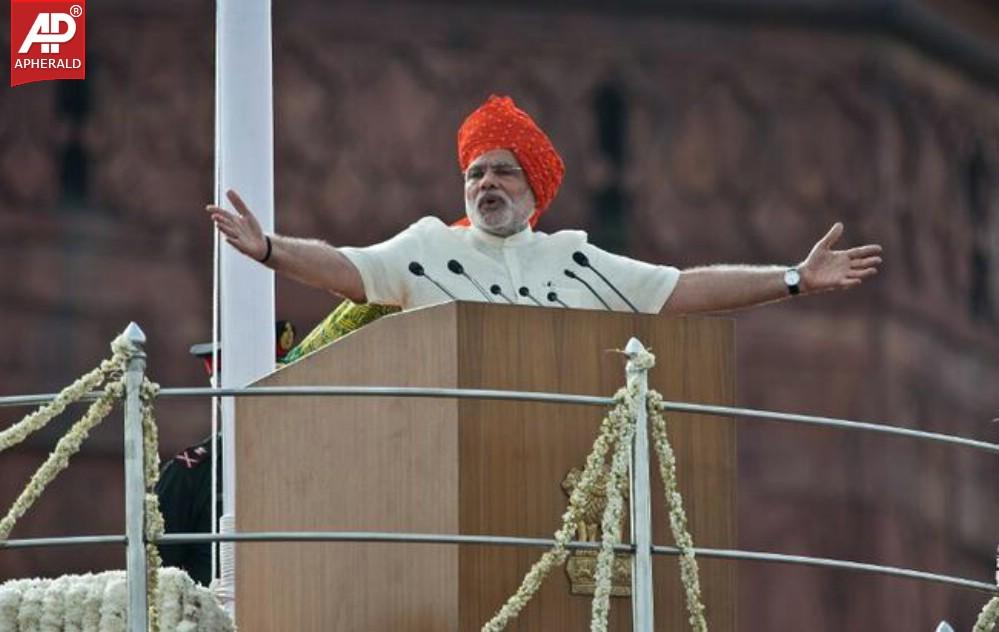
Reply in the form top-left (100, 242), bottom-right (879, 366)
top-left (235, 302), bottom-right (736, 630)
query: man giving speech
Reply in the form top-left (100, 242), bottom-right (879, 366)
top-left (207, 95), bottom-right (882, 316)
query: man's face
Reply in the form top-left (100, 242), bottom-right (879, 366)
top-left (463, 149), bottom-right (536, 237)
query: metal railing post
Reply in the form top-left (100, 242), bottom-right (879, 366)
top-left (625, 337), bottom-right (654, 630)
top-left (123, 322), bottom-right (149, 632)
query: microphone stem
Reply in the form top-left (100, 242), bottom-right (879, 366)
top-left (426, 277), bottom-right (457, 300)
top-left (572, 276), bottom-right (612, 311)
top-left (519, 289), bottom-right (544, 307)
top-left (587, 267), bottom-right (639, 313)
top-left (462, 273), bottom-right (494, 303)
top-left (495, 291), bottom-right (515, 305)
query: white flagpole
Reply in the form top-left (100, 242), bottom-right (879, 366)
top-left (213, 0), bottom-right (275, 618)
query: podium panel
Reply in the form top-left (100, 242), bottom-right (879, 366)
top-left (236, 302), bottom-right (736, 630)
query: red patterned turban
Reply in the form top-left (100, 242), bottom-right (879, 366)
top-left (455, 95), bottom-right (565, 227)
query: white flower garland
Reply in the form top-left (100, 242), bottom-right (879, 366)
top-left (0, 330), bottom-right (132, 541)
top-left (141, 378), bottom-right (165, 632)
top-left (0, 332), bottom-right (230, 631)
top-left (0, 336), bottom-right (131, 454)
top-left (975, 596), bottom-right (999, 632)
top-left (0, 568), bottom-right (234, 631)
top-left (648, 390), bottom-right (708, 632)
top-left (481, 390), bottom-right (630, 631)
top-left (483, 346), bottom-right (708, 632)
top-left (0, 384), bottom-right (123, 541)
top-left (589, 396), bottom-right (633, 631)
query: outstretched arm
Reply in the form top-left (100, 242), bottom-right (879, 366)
top-left (206, 189), bottom-right (366, 303)
top-left (661, 223), bottom-right (882, 315)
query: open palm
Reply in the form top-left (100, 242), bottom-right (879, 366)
top-left (205, 190), bottom-right (268, 261)
top-left (800, 223), bottom-right (882, 293)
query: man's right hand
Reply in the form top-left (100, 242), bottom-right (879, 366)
top-left (205, 189), bottom-right (367, 302)
top-left (206, 189), bottom-right (269, 262)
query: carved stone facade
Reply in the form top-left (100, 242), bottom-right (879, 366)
top-left (1, 2), bottom-right (997, 629)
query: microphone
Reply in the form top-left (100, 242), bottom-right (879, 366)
top-left (546, 291), bottom-right (569, 308)
top-left (572, 251), bottom-right (639, 313)
top-left (518, 286), bottom-right (544, 307)
top-left (564, 269), bottom-right (612, 310)
top-left (490, 284), bottom-right (515, 304)
top-left (447, 259), bottom-right (493, 302)
top-left (408, 261), bottom-right (456, 300)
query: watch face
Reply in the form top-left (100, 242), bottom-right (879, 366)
top-left (785, 268), bottom-right (801, 286)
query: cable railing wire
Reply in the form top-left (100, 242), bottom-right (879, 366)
top-left (2, 386), bottom-right (995, 455)
top-left (657, 400), bottom-right (999, 454)
top-left (4, 531), bottom-right (995, 596)
top-left (0, 386), bottom-right (614, 409)
top-left (0, 535), bottom-right (127, 549)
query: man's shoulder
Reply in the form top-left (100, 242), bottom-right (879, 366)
top-left (407, 216), bottom-right (452, 233)
top-left (387, 215), bottom-right (466, 242)
top-left (541, 227), bottom-right (588, 239)
top-left (534, 227), bottom-right (589, 250)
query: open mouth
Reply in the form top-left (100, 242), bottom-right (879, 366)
top-left (477, 192), bottom-right (506, 212)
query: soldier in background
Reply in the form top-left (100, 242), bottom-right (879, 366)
top-left (155, 321), bottom-right (295, 586)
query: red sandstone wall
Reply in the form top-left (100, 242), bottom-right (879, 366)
top-left (1, 2), bottom-right (996, 629)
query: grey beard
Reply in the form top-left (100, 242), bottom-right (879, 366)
top-left (466, 194), bottom-right (535, 237)
top-left (478, 216), bottom-right (528, 237)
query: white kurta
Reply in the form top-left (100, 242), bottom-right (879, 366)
top-left (340, 217), bottom-right (680, 314)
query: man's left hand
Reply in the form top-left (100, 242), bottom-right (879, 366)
top-left (799, 222), bottom-right (883, 294)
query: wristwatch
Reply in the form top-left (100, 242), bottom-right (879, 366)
top-left (784, 267), bottom-right (801, 296)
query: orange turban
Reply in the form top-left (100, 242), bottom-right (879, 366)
top-left (455, 95), bottom-right (565, 227)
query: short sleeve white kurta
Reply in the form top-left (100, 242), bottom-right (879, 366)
top-left (340, 217), bottom-right (679, 314)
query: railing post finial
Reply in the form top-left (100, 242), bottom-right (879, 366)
top-left (122, 322), bottom-right (147, 348)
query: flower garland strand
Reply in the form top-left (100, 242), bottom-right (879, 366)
top-left (647, 390), bottom-right (708, 632)
top-left (482, 346), bottom-right (711, 632)
top-left (481, 389), bottom-right (630, 631)
top-left (0, 381), bottom-right (124, 541)
top-left (587, 346), bottom-right (656, 630)
top-left (589, 396), bottom-right (634, 631)
top-left (0, 335), bottom-right (131, 454)
top-left (975, 596), bottom-right (999, 632)
top-left (141, 378), bottom-right (164, 632)
top-left (0, 333), bottom-right (134, 541)
top-left (0, 330), bottom-right (233, 631)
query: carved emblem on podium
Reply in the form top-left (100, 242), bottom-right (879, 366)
top-left (561, 466), bottom-right (632, 597)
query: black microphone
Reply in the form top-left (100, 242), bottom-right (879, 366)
top-left (572, 251), bottom-right (639, 313)
top-left (408, 261), bottom-right (456, 300)
top-left (564, 269), bottom-right (612, 310)
top-left (490, 284), bottom-right (515, 304)
top-left (546, 291), bottom-right (569, 308)
top-left (447, 259), bottom-right (493, 302)
top-left (518, 286), bottom-right (544, 307)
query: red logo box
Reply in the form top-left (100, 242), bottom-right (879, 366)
top-left (10, 0), bottom-right (86, 87)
